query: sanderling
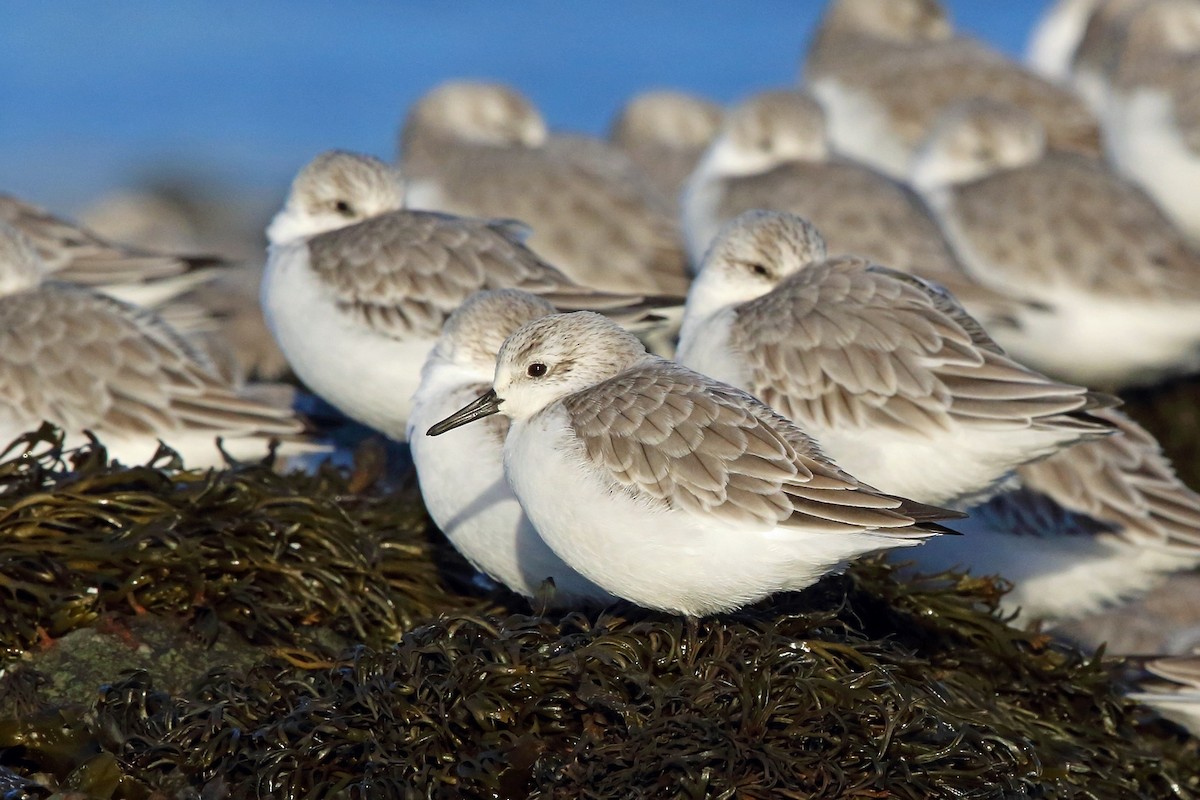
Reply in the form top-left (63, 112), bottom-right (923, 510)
top-left (1053, 0), bottom-right (1145, 115)
top-left (0, 193), bottom-right (225, 308)
top-left (802, 0), bottom-right (1102, 178)
top-left (1100, 0), bottom-right (1200, 244)
top-left (0, 223), bottom-right (313, 468)
top-left (398, 81), bottom-right (691, 295)
top-left (609, 89), bottom-right (725, 213)
top-left (77, 188), bottom-right (291, 384)
top-left (909, 407), bottom-right (1200, 622)
top-left (680, 89), bottom-right (1022, 331)
top-left (676, 211), bottom-right (1115, 508)
top-left (408, 289), bottom-right (615, 605)
top-left (1026, 0), bottom-right (1107, 83)
top-left (427, 310), bottom-right (962, 616)
top-left (1126, 655), bottom-right (1200, 736)
top-left (911, 98), bottom-right (1200, 389)
top-left (263, 150), bottom-right (677, 442)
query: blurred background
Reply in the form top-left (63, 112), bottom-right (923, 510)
top-left (3, 1), bottom-right (1047, 226)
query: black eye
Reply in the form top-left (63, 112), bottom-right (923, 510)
top-left (527, 363), bottom-right (547, 378)
top-left (750, 263), bottom-right (770, 278)
top-left (334, 200), bottom-right (355, 217)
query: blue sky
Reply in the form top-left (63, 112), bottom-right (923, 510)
top-left (0, 2), bottom-right (1051, 212)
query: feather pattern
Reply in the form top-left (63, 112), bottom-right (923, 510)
top-left (304, 209), bottom-right (675, 341)
top-left (729, 256), bottom-right (1113, 436)
top-left (562, 360), bottom-right (956, 534)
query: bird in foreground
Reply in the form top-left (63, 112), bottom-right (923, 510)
top-left (398, 80), bottom-right (691, 295)
top-left (263, 150), bottom-right (677, 442)
top-left (1125, 655), bottom-right (1200, 736)
top-left (0, 223), bottom-right (314, 468)
top-left (680, 88), bottom-right (1023, 330)
top-left (428, 311), bottom-right (961, 617)
top-left (910, 99), bottom-right (1200, 389)
top-left (802, 0), bottom-right (1102, 178)
top-left (677, 211), bottom-right (1115, 509)
top-left (0, 193), bottom-right (226, 308)
top-left (1098, 0), bottom-right (1200, 244)
top-left (608, 89), bottom-right (725, 213)
top-left (408, 289), bottom-right (615, 605)
top-left (910, 407), bottom-right (1200, 622)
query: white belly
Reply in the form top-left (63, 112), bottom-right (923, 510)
top-left (1107, 88), bottom-right (1200, 244)
top-left (408, 375), bottom-right (612, 604)
top-left (504, 407), bottom-right (924, 616)
top-left (986, 286), bottom-right (1200, 389)
top-left (262, 241), bottom-right (430, 440)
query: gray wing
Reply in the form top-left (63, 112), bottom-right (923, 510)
top-left (1172, 60), bottom-right (1200, 157)
top-left (716, 159), bottom-right (1029, 328)
top-left (0, 194), bottom-right (224, 285)
top-left (949, 156), bottom-right (1200, 301)
top-left (404, 142), bottom-right (691, 295)
top-left (305, 210), bottom-right (677, 339)
top-left (852, 40), bottom-right (1102, 157)
top-left (731, 256), bottom-right (1114, 435)
top-left (563, 361), bottom-right (957, 534)
top-left (0, 285), bottom-right (303, 439)
top-left (1015, 408), bottom-right (1200, 549)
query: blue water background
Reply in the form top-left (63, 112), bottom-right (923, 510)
top-left (0, 1), bottom-right (1050, 213)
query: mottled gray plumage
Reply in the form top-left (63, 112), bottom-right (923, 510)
top-left (0, 284), bottom-right (303, 442)
top-left (610, 90), bottom-right (725, 209)
top-left (944, 154), bottom-right (1200, 301)
top-left (400, 82), bottom-right (690, 295)
top-left (805, 0), bottom-right (1101, 172)
top-left (563, 359), bottom-right (956, 534)
top-left (304, 209), bottom-right (674, 341)
top-left (716, 160), bottom-right (1022, 324)
top-left (729, 257), bottom-right (1112, 435)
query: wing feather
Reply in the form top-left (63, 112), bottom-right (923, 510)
top-left (563, 361), bottom-right (958, 535)
top-left (1015, 408), bottom-right (1200, 548)
top-left (0, 285), bottom-right (303, 442)
top-left (304, 210), bottom-right (677, 339)
top-left (731, 257), bottom-right (1113, 438)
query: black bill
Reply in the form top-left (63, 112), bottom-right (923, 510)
top-left (427, 389), bottom-right (503, 436)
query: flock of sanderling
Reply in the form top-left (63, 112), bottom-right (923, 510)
top-left (3, 0), bottom-right (1200, 733)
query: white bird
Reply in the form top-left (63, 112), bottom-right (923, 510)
top-left (408, 289), bottom-right (615, 605)
top-left (910, 99), bottom-right (1200, 389)
top-left (398, 81), bottom-right (691, 295)
top-left (263, 150), bottom-right (676, 442)
top-left (911, 407), bottom-right (1200, 622)
top-left (1100, 0), bottom-right (1200, 244)
top-left (0, 222), bottom-right (313, 468)
top-left (680, 88), bottom-right (1023, 331)
top-left (608, 89), bottom-right (725, 213)
top-left (427, 310), bottom-right (961, 617)
top-left (0, 193), bottom-right (226, 308)
top-left (803, 0), bottom-right (1102, 178)
top-left (676, 210), bottom-right (1115, 508)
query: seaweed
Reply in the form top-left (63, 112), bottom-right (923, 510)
top-left (0, 425), bottom-right (1196, 799)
